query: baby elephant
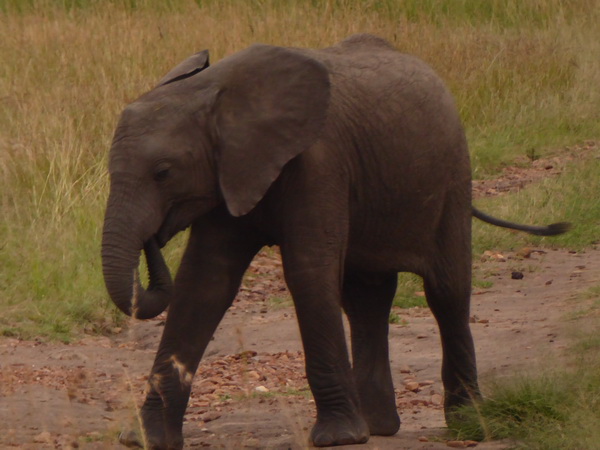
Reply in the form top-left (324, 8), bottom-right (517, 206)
top-left (102, 34), bottom-right (568, 448)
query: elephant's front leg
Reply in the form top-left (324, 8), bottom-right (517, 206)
top-left (121, 212), bottom-right (262, 450)
top-left (282, 248), bottom-right (369, 447)
top-left (342, 271), bottom-right (400, 436)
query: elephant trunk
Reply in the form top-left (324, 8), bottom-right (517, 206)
top-left (101, 188), bottom-right (173, 320)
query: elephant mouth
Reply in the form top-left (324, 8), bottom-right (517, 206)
top-left (155, 203), bottom-right (194, 248)
top-left (155, 197), bottom-right (215, 247)
top-left (155, 228), bottom-right (171, 249)
top-left (156, 215), bottom-right (180, 248)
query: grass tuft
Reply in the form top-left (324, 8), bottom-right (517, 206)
top-left (450, 319), bottom-right (600, 448)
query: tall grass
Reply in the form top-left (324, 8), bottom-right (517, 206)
top-left (1, 0), bottom-right (599, 339)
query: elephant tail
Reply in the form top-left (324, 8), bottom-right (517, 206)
top-left (472, 207), bottom-right (571, 236)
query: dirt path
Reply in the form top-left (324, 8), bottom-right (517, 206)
top-left (1, 245), bottom-right (599, 449)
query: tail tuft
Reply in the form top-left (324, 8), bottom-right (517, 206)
top-left (535, 222), bottom-right (571, 236)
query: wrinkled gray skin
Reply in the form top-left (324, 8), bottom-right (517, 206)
top-left (102, 34), bottom-right (569, 449)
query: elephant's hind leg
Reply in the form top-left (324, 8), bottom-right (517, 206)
top-left (342, 271), bottom-right (400, 436)
top-left (423, 235), bottom-right (481, 422)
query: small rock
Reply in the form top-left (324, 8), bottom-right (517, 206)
top-left (245, 437), bottom-right (260, 447)
top-left (247, 370), bottom-right (261, 380)
top-left (511, 271), bottom-right (524, 280)
top-left (516, 247), bottom-right (533, 258)
top-left (255, 385), bottom-right (269, 393)
top-left (465, 440), bottom-right (479, 447)
top-left (198, 384), bottom-right (216, 395)
top-left (200, 412), bottom-right (221, 423)
top-left (430, 394), bottom-right (443, 406)
top-left (545, 280), bottom-right (553, 285)
top-left (418, 436), bottom-right (429, 442)
top-left (482, 251), bottom-right (506, 262)
top-left (447, 441), bottom-right (467, 448)
top-left (400, 365), bottom-right (412, 373)
top-left (419, 380), bottom-right (434, 386)
top-left (33, 431), bottom-right (52, 443)
top-left (405, 381), bottom-right (420, 392)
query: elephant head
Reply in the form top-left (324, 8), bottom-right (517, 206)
top-left (101, 46), bottom-right (331, 319)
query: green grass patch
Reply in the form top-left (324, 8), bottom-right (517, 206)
top-left (388, 311), bottom-right (408, 326)
top-left (268, 295), bottom-right (293, 310)
top-left (473, 279), bottom-right (494, 290)
top-left (394, 273), bottom-right (427, 309)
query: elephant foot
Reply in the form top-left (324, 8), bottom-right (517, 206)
top-left (119, 430), bottom-right (144, 448)
top-left (310, 414), bottom-right (370, 447)
top-left (358, 386), bottom-right (400, 435)
top-left (443, 387), bottom-right (482, 427)
top-left (364, 410), bottom-right (400, 436)
top-left (119, 407), bottom-right (183, 450)
top-left (119, 429), bottom-right (183, 450)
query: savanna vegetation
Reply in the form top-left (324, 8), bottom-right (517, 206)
top-left (1, 1), bottom-right (599, 446)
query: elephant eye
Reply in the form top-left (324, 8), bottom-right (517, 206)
top-left (154, 167), bottom-right (170, 182)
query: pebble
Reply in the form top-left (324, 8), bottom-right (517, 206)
top-left (405, 381), bottom-right (420, 392)
top-left (255, 385), bottom-right (269, 393)
top-left (430, 393), bottom-right (443, 405)
top-left (200, 412), bottom-right (221, 423)
top-left (245, 437), bottom-right (260, 446)
top-left (247, 370), bottom-right (261, 380)
top-left (33, 431), bottom-right (52, 443)
top-left (198, 384), bottom-right (216, 395)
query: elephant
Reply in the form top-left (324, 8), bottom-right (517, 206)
top-left (101, 34), bottom-right (569, 449)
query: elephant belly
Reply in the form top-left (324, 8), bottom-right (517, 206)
top-left (346, 215), bottom-right (439, 275)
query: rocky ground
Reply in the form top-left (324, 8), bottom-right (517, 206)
top-left (1, 145), bottom-right (598, 449)
top-left (2, 245), bottom-right (598, 449)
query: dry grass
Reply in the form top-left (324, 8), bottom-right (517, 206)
top-left (1, 0), bottom-right (599, 339)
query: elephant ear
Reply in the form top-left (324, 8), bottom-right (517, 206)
top-left (156, 50), bottom-right (210, 87)
top-left (214, 44), bottom-right (331, 216)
